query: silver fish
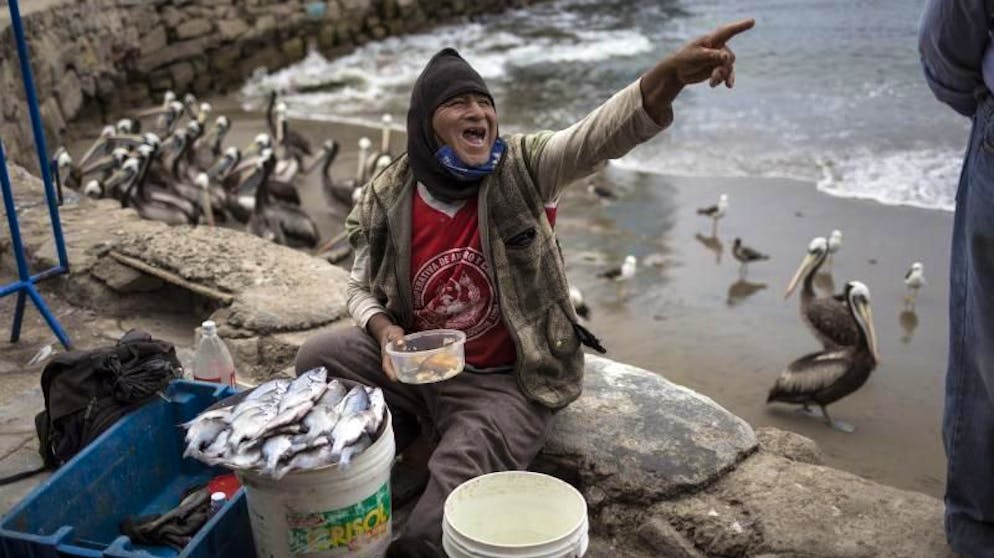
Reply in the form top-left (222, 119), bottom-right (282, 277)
top-left (274, 445), bottom-right (335, 480)
top-left (201, 429), bottom-right (232, 462)
top-left (261, 435), bottom-right (293, 476)
top-left (363, 387), bottom-right (386, 435)
top-left (334, 386), bottom-right (370, 416)
top-left (245, 378), bottom-right (291, 402)
top-left (300, 404), bottom-right (339, 444)
top-left (329, 413), bottom-right (367, 460)
top-left (183, 418), bottom-right (228, 457)
top-left (228, 401), bottom-right (279, 448)
top-left (278, 368), bottom-right (328, 415)
top-left (321, 380), bottom-right (348, 409)
top-left (338, 433), bottom-right (373, 469)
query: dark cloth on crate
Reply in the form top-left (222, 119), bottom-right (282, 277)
top-left (120, 485), bottom-right (210, 551)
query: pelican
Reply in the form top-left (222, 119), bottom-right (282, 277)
top-left (732, 238), bottom-right (769, 274)
top-left (364, 114), bottom-right (394, 178)
top-left (697, 193), bottom-right (727, 234)
top-left (207, 146), bottom-right (241, 181)
top-left (598, 255), bottom-right (637, 281)
top-left (569, 286), bottom-right (590, 320)
top-left (785, 237), bottom-right (859, 348)
top-left (767, 281), bottom-right (880, 433)
top-left (247, 152), bottom-right (319, 249)
top-left (274, 101), bottom-right (313, 163)
top-left (904, 262), bottom-right (925, 306)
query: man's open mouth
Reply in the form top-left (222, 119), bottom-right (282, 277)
top-left (462, 127), bottom-right (487, 147)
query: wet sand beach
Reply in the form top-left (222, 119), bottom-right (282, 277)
top-left (66, 101), bottom-right (954, 499)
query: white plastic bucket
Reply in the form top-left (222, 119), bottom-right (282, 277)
top-left (237, 412), bottom-right (395, 558)
top-left (442, 471), bottom-right (589, 558)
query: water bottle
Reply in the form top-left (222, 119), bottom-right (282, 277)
top-left (209, 491), bottom-right (227, 516)
top-left (193, 320), bottom-right (236, 386)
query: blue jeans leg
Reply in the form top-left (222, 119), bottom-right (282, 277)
top-left (945, 96), bottom-right (994, 558)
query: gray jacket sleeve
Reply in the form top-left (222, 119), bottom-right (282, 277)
top-left (530, 79), bottom-right (666, 202)
top-left (918, 0), bottom-right (992, 116)
top-left (346, 241), bottom-right (388, 330)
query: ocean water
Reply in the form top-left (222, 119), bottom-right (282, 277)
top-left (240, 0), bottom-right (968, 212)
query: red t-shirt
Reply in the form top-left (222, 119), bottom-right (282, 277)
top-left (410, 186), bottom-right (556, 369)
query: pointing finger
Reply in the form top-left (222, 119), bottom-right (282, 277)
top-left (707, 18), bottom-right (756, 46)
top-left (709, 67), bottom-right (724, 87)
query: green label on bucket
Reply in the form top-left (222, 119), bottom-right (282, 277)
top-left (286, 482), bottom-right (392, 555)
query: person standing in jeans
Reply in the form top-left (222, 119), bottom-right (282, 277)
top-left (919, 2), bottom-right (994, 556)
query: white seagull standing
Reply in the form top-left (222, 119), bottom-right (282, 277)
top-left (826, 229), bottom-right (842, 264)
top-left (697, 193), bottom-right (728, 235)
top-left (904, 262), bottom-right (925, 306)
top-left (599, 255), bottom-right (637, 281)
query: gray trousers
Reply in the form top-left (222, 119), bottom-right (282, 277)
top-left (295, 326), bottom-right (554, 546)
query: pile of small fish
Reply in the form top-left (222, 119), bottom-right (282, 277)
top-left (182, 367), bottom-right (385, 479)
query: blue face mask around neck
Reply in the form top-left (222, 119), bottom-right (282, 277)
top-left (434, 137), bottom-right (506, 182)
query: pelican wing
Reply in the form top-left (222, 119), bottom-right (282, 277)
top-left (806, 296), bottom-right (860, 347)
top-left (768, 348), bottom-right (853, 402)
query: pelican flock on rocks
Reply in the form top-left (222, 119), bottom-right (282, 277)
top-left (53, 90), bottom-right (371, 261)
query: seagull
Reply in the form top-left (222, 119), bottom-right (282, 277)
top-left (826, 229), bottom-right (842, 264)
top-left (587, 182), bottom-right (618, 202)
top-left (904, 262), bottom-right (925, 306)
top-left (697, 193), bottom-right (728, 234)
top-left (598, 255), bottom-right (637, 281)
top-left (732, 238), bottom-right (769, 275)
top-left (569, 286), bottom-right (590, 320)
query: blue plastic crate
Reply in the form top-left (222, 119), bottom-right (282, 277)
top-left (0, 380), bottom-right (257, 558)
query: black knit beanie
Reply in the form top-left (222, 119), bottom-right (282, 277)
top-left (407, 48), bottom-right (495, 202)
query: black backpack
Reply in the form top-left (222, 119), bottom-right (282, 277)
top-left (0, 330), bottom-right (181, 484)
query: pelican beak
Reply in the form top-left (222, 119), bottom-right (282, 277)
top-left (785, 253), bottom-right (817, 299)
top-left (856, 299), bottom-right (880, 363)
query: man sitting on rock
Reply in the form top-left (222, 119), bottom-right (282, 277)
top-left (295, 18), bottom-right (753, 557)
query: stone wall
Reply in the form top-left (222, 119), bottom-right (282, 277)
top-left (0, 0), bottom-right (537, 168)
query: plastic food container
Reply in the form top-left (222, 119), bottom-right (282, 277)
top-left (386, 329), bottom-right (466, 384)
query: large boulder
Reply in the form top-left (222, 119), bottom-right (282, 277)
top-left (536, 355), bottom-right (758, 505)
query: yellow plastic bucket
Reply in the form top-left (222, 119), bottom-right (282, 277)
top-left (442, 471), bottom-right (589, 558)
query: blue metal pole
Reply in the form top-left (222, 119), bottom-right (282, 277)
top-left (7, 0), bottom-right (69, 270)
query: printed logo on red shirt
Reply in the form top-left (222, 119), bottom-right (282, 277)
top-left (412, 248), bottom-right (501, 340)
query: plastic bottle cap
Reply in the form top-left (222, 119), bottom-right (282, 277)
top-left (202, 320), bottom-right (216, 335)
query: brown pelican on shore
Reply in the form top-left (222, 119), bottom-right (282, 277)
top-left (77, 126), bottom-right (116, 168)
top-left (785, 237), bottom-right (860, 348)
top-left (904, 262), bottom-right (925, 307)
top-left (193, 116), bottom-right (229, 170)
top-left (247, 151), bottom-right (318, 249)
top-left (732, 238), bottom-right (769, 275)
top-left (767, 281), bottom-right (880, 433)
top-left (116, 118), bottom-right (140, 135)
top-left (274, 101), bottom-right (313, 164)
top-left (697, 193), bottom-right (728, 234)
top-left (207, 146), bottom-right (241, 181)
top-left (122, 149), bottom-right (198, 225)
top-left (364, 114), bottom-right (394, 179)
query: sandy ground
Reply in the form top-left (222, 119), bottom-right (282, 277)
top-left (54, 97), bottom-right (955, 500)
